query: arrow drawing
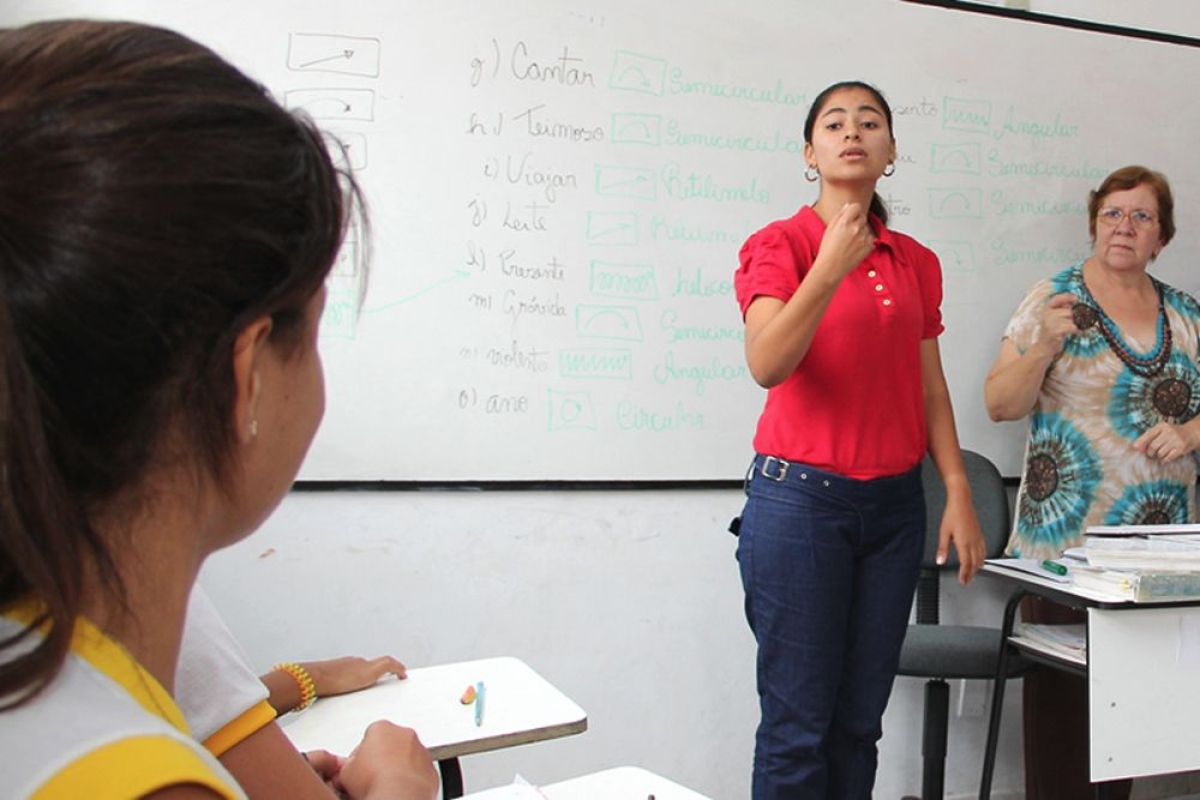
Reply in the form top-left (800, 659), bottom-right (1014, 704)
top-left (288, 34), bottom-right (380, 77)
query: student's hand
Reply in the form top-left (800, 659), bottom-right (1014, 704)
top-left (938, 499), bottom-right (986, 585)
top-left (303, 749), bottom-right (344, 784)
top-left (302, 655), bottom-right (408, 698)
top-left (813, 202), bottom-right (875, 281)
top-left (1033, 293), bottom-right (1081, 357)
top-left (1134, 421), bottom-right (1200, 464)
top-left (335, 721), bottom-right (438, 800)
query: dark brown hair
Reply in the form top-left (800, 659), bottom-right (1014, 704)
top-left (0, 20), bottom-right (362, 705)
top-left (803, 80), bottom-right (895, 225)
top-left (1087, 165), bottom-right (1175, 246)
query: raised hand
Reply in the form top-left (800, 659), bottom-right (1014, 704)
top-left (1034, 293), bottom-right (1082, 356)
top-left (813, 202), bottom-right (876, 281)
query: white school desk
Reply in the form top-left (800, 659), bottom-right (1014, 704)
top-left (979, 563), bottom-right (1200, 799)
top-left (280, 656), bottom-right (587, 799)
top-left (460, 766), bottom-right (713, 799)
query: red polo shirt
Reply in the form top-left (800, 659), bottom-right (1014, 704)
top-left (734, 206), bottom-right (944, 479)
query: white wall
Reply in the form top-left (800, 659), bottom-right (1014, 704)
top-left (200, 488), bottom-right (1027, 799)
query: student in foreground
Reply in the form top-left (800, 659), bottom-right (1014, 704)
top-left (178, 587), bottom-right (421, 798)
top-left (985, 165), bottom-right (1200, 799)
top-left (0, 19), bottom-right (437, 800)
top-left (732, 80), bottom-right (985, 799)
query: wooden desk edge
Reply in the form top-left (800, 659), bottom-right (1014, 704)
top-left (429, 716), bottom-right (588, 761)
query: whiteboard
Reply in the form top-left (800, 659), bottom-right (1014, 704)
top-left (7, 0), bottom-right (1200, 480)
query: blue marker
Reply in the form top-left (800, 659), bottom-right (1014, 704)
top-left (474, 681), bottom-right (486, 727)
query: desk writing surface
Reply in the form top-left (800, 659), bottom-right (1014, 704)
top-left (280, 656), bottom-right (587, 759)
top-left (462, 766), bottom-right (713, 800)
top-left (981, 560), bottom-right (1134, 605)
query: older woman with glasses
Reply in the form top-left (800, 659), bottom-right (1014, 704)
top-left (984, 165), bottom-right (1200, 799)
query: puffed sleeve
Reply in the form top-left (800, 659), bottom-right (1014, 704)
top-left (734, 224), bottom-right (806, 318)
top-left (908, 240), bottom-right (945, 339)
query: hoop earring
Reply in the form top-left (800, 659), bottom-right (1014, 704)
top-left (804, 165), bottom-right (819, 183)
top-left (882, 162), bottom-right (896, 177)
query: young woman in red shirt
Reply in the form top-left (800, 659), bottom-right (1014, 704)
top-left (733, 80), bottom-right (985, 800)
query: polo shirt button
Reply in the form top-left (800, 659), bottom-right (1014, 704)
top-left (867, 270), bottom-right (877, 278)
top-left (883, 298), bottom-right (893, 306)
top-left (875, 284), bottom-right (884, 292)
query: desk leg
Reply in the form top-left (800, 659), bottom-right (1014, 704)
top-left (439, 758), bottom-right (464, 800)
top-left (980, 589), bottom-right (1026, 800)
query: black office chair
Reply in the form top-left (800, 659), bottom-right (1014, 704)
top-left (896, 450), bottom-right (1031, 800)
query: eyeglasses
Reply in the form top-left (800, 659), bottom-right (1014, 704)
top-left (1097, 207), bottom-right (1158, 229)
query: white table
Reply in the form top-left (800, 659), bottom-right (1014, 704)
top-left (280, 656), bottom-right (587, 798)
top-left (980, 563), bottom-right (1200, 798)
top-left (460, 766), bottom-right (713, 799)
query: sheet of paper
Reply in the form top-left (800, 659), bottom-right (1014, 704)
top-left (1016, 622), bottom-right (1087, 665)
top-left (1019, 623), bottom-right (1086, 652)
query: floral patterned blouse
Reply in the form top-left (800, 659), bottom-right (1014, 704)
top-left (1005, 264), bottom-right (1200, 560)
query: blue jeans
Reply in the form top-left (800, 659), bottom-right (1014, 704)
top-left (736, 455), bottom-right (925, 800)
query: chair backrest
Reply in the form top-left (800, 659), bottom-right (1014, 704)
top-left (914, 449), bottom-right (1011, 624)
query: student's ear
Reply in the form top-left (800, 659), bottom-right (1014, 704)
top-left (231, 316), bottom-right (274, 444)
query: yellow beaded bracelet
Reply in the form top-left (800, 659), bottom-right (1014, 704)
top-left (273, 662), bottom-right (318, 711)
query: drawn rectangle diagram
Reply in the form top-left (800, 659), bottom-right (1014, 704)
top-left (595, 165), bottom-right (656, 200)
top-left (928, 188), bottom-right (982, 219)
top-left (925, 240), bottom-right (975, 273)
top-left (326, 131), bottom-right (368, 171)
top-left (589, 261), bottom-right (658, 300)
top-left (611, 113), bottom-right (662, 146)
top-left (331, 233), bottom-right (360, 278)
top-left (288, 34), bottom-right (381, 77)
top-left (285, 88), bottom-right (376, 121)
top-left (547, 389), bottom-right (596, 431)
top-left (559, 348), bottom-right (634, 380)
top-left (941, 97), bottom-right (991, 134)
top-left (609, 50), bottom-right (667, 96)
top-left (576, 304), bottom-right (643, 342)
top-left (930, 142), bottom-right (981, 175)
top-left (586, 212), bottom-right (639, 246)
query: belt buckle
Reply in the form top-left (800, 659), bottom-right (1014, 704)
top-left (760, 456), bottom-right (789, 481)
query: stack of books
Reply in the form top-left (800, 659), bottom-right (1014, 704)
top-left (1015, 622), bottom-right (1086, 664)
top-left (1075, 524), bottom-right (1200, 601)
